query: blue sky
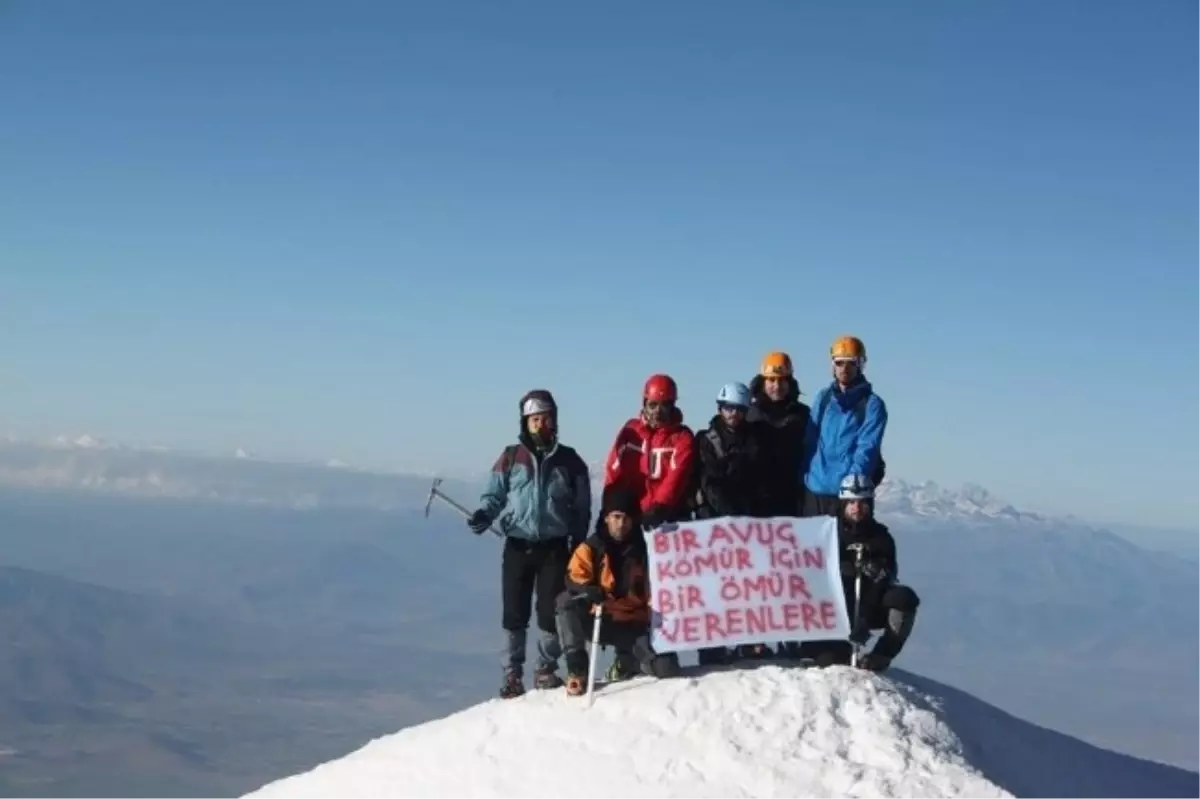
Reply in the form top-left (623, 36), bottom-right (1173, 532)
top-left (1, 1), bottom-right (1196, 529)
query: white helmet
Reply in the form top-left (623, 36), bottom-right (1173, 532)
top-left (715, 382), bottom-right (752, 409)
top-left (839, 474), bottom-right (875, 501)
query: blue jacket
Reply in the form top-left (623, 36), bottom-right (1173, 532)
top-left (480, 439), bottom-right (591, 544)
top-left (802, 378), bottom-right (888, 497)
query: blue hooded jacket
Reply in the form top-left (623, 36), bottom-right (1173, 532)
top-left (479, 439), bottom-right (591, 545)
top-left (802, 377), bottom-right (888, 497)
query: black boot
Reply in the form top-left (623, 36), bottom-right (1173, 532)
top-left (857, 651), bottom-right (891, 672)
top-left (499, 670), bottom-right (525, 699)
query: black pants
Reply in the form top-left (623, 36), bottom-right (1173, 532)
top-left (804, 582), bottom-right (920, 664)
top-left (502, 537), bottom-right (569, 633)
top-left (554, 593), bottom-right (680, 679)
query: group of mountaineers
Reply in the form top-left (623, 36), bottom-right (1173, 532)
top-left (464, 336), bottom-right (922, 699)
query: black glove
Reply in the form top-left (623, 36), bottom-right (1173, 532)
top-left (860, 560), bottom-right (889, 583)
top-left (576, 585), bottom-right (605, 604)
top-left (641, 504), bottom-right (668, 531)
top-left (467, 509), bottom-right (491, 535)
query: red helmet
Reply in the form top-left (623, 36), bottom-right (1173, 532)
top-left (643, 374), bottom-right (678, 403)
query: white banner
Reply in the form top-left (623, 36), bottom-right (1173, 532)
top-left (647, 515), bottom-right (851, 654)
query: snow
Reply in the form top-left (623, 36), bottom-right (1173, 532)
top-left (50, 433), bottom-right (112, 449)
top-left (874, 478), bottom-right (1043, 522)
top-left (245, 665), bottom-right (1198, 799)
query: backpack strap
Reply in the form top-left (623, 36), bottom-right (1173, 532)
top-left (816, 389), bottom-right (885, 483)
top-left (705, 427), bottom-right (725, 461)
top-left (501, 444), bottom-right (519, 493)
top-left (816, 388), bottom-right (834, 427)
top-left (817, 387), bottom-right (869, 425)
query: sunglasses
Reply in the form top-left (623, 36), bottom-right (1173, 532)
top-left (832, 358), bottom-right (859, 367)
top-left (644, 400), bottom-right (675, 411)
top-left (718, 403), bottom-right (747, 414)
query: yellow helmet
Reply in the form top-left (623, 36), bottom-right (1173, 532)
top-left (760, 351), bottom-right (793, 378)
top-left (830, 335), bottom-right (867, 362)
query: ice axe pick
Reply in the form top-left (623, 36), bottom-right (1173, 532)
top-left (424, 478), bottom-right (503, 538)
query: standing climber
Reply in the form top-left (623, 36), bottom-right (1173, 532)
top-left (467, 389), bottom-right (592, 699)
top-left (693, 382), bottom-right (773, 520)
top-left (693, 381), bottom-right (775, 664)
top-left (746, 352), bottom-right (811, 517)
top-left (801, 336), bottom-right (887, 517)
top-left (807, 474), bottom-right (920, 671)
top-left (601, 374), bottom-right (696, 531)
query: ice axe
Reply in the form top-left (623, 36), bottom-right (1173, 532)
top-left (584, 603), bottom-right (604, 708)
top-left (424, 478), bottom-right (502, 538)
top-left (848, 542), bottom-right (865, 668)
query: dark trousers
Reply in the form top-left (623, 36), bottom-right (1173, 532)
top-left (500, 537), bottom-right (569, 676)
top-left (554, 593), bottom-right (680, 679)
top-left (804, 581), bottom-right (920, 664)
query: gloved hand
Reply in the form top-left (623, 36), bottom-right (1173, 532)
top-left (467, 509), bottom-right (491, 535)
top-left (641, 504), bottom-right (668, 531)
top-left (576, 585), bottom-right (605, 605)
top-left (860, 560), bottom-right (889, 583)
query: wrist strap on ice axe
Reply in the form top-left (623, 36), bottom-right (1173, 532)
top-left (424, 478), bottom-right (503, 538)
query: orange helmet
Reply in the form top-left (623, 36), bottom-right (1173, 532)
top-left (830, 335), bottom-right (867, 363)
top-left (759, 351), bottom-right (793, 379)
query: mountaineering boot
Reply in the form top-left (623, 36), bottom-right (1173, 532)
top-left (697, 647), bottom-right (730, 667)
top-left (534, 666), bottom-right (563, 690)
top-left (813, 641), bottom-right (852, 668)
top-left (645, 653), bottom-right (681, 679)
top-left (500, 670), bottom-right (525, 699)
top-left (736, 643), bottom-right (774, 660)
top-left (606, 650), bottom-right (639, 682)
top-left (856, 652), bottom-right (891, 672)
top-left (564, 672), bottom-right (586, 697)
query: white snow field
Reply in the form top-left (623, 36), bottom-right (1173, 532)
top-left (245, 664), bottom-right (1198, 799)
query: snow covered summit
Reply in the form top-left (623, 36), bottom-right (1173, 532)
top-left (243, 665), bottom-right (1198, 798)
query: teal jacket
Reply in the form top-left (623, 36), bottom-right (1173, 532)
top-left (479, 438), bottom-right (591, 544)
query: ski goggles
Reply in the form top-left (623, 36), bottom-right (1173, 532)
top-left (832, 357), bottom-right (861, 368)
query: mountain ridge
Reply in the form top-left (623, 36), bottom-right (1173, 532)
top-left (0, 432), bottom-right (1094, 524)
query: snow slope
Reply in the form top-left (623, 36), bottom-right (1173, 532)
top-left (243, 665), bottom-right (1198, 799)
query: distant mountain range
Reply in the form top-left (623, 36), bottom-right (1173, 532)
top-left (0, 432), bottom-right (1190, 551)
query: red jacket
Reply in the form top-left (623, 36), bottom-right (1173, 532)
top-left (602, 408), bottom-right (696, 516)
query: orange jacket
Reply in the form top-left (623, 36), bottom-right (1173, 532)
top-left (565, 533), bottom-right (651, 625)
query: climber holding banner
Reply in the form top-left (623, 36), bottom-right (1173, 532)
top-left (645, 515), bottom-right (851, 655)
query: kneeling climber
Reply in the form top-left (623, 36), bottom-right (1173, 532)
top-left (810, 474), bottom-right (920, 671)
top-left (556, 489), bottom-right (681, 696)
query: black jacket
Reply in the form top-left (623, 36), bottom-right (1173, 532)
top-left (836, 516), bottom-right (898, 581)
top-left (746, 375), bottom-right (811, 515)
top-left (693, 414), bottom-right (772, 518)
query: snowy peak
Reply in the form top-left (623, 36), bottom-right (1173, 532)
top-left (246, 667), bottom-right (1004, 798)
top-left (242, 666), bottom-right (1198, 798)
top-left (875, 478), bottom-right (1042, 522)
top-left (51, 433), bottom-right (115, 450)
